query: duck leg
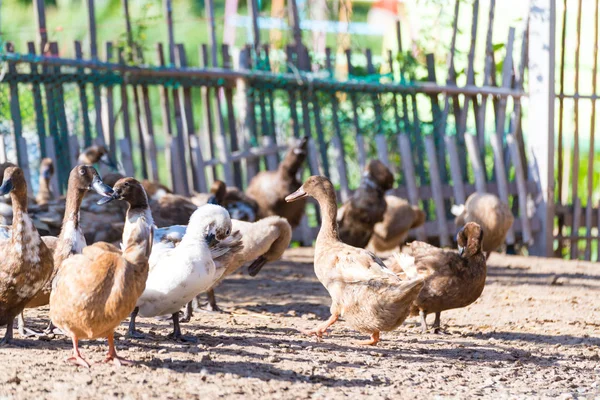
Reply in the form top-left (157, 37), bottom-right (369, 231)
top-left (102, 331), bottom-right (134, 366)
top-left (66, 336), bottom-right (91, 368)
top-left (180, 301), bottom-right (193, 323)
top-left (168, 313), bottom-right (197, 343)
top-left (301, 313), bottom-right (339, 340)
top-left (204, 290), bottom-right (221, 312)
top-left (354, 331), bottom-right (380, 346)
top-left (17, 313), bottom-right (58, 338)
top-left (127, 307), bottom-right (145, 339)
top-left (44, 320), bottom-right (64, 336)
top-left (419, 310), bottom-right (428, 334)
top-left (432, 312), bottom-right (442, 333)
top-left (0, 320), bottom-right (14, 346)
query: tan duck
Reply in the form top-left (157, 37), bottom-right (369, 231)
top-left (368, 196), bottom-right (426, 252)
top-left (285, 176), bottom-right (424, 346)
top-left (246, 136), bottom-right (309, 228)
top-left (0, 166), bottom-right (54, 345)
top-left (452, 192), bottom-right (514, 257)
top-left (191, 180), bottom-right (226, 207)
top-left (50, 178), bottom-right (153, 367)
top-left (35, 158), bottom-right (55, 207)
top-left (184, 215), bottom-right (292, 314)
top-left (389, 222), bottom-right (486, 333)
top-left (77, 144), bottom-right (120, 175)
top-left (19, 165), bottom-right (114, 336)
top-left (337, 160), bottom-right (395, 248)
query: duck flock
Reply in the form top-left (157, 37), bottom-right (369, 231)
top-left (0, 136), bottom-right (514, 367)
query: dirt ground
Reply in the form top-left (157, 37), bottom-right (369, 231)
top-left (0, 248), bottom-right (599, 399)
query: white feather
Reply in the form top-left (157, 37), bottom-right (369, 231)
top-left (451, 204), bottom-right (466, 217)
top-left (392, 252), bottom-right (420, 280)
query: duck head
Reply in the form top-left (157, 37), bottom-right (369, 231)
top-left (98, 177), bottom-right (148, 209)
top-left (457, 222), bottom-right (484, 258)
top-left (363, 160), bottom-right (394, 192)
top-left (0, 166), bottom-right (27, 199)
top-left (186, 204), bottom-right (232, 247)
top-left (285, 175), bottom-right (336, 204)
top-left (280, 136), bottom-right (309, 175)
top-left (209, 180), bottom-right (227, 205)
top-left (69, 165), bottom-right (114, 198)
top-left (78, 145), bottom-right (119, 171)
top-left (39, 158), bottom-right (54, 181)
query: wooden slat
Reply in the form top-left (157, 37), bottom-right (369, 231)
top-left (424, 135), bottom-right (451, 247)
top-left (49, 42), bottom-right (71, 192)
top-left (119, 138), bottom-right (135, 177)
top-left (478, 0), bottom-right (496, 155)
top-left (444, 135), bottom-right (466, 205)
top-left (345, 50), bottom-right (362, 163)
top-left (189, 135), bottom-right (208, 192)
top-left (117, 49), bottom-right (133, 167)
top-left (156, 43), bottom-right (175, 190)
top-left (356, 135), bottom-right (367, 171)
top-left (585, 0), bottom-right (599, 261)
top-left (103, 42), bottom-right (116, 156)
top-left (285, 45), bottom-right (301, 139)
top-left (570, 0), bottom-right (583, 255)
top-left (571, 197), bottom-right (582, 259)
top-left (139, 85), bottom-right (159, 182)
top-left (375, 135), bottom-right (390, 167)
top-left (237, 46), bottom-right (258, 186)
top-left (366, 49), bottom-right (384, 139)
top-left (556, 0), bottom-right (568, 257)
top-left (425, 54), bottom-right (448, 182)
top-left (33, 0), bottom-right (48, 53)
top-left (507, 133), bottom-right (532, 245)
top-left (44, 136), bottom-right (60, 197)
top-left (5, 43), bottom-right (25, 168)
top-left (222, 44), bottom-right (243, 188)
top-left (68, 135), bottom-right (80, 169)
top-left (200, 44), bottom-right (217, 182)
top-left (87, 0), bottom-right (105, 146)
top-left (464, 133), bottom-right (487, 193)
top-left (27, 42), bottom-right (47, 157)
top-left (74, 41), bottom-right (93, 148)
top-left (397, 134), bottom-right (426, 241)
top-left (262, 136), bottom-right (278, 171)
top-left (17, 137), bottom-right (32, 196)
top-left (0, 135), bottom-right (6, 164)
top-left (307, 137), bottom-right (321, 176)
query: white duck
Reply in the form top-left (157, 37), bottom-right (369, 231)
top-left (128, 204), bottom-right (241, 341)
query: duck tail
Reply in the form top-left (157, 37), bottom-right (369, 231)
top-left (392, 252), bottom-right (420, 280)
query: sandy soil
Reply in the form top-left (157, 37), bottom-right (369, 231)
top-left (0, 248), bottom-right (599, 399)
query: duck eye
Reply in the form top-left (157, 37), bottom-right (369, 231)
top-left (78, 168), bottom-right (86, 176)
top-left (124, 182), bottom-right (130, 187)
top-left (226, 229), bottom-right (230, 235)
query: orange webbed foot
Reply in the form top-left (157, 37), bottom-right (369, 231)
top-left (66, 356), bottom-right (91, 368)
top-left (353, 331), bottom-right (380, 346)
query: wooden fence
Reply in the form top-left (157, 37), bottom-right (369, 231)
top-left (0, 0), bottom-right (545, 254)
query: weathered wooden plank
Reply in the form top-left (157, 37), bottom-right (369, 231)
top-left (222, 44), bottom-right (243, 188)
top-left (356, 135), bottom-right (367, 171)
top-left (585, 0), bottom-right (599, 261)
top-left (139, 85), bottom-right (159, 182)
top-left (156, 43), bottom-right (175, 190)
top-left (262, 136), bottom-right (278, 171)
top-left (478, 0), bottom-right (496, 155)
top-left (571, 197), bottom-right (582, 259)
top-left (119, 138), bottom-right (135, 177)
top-left (68, 135), bottom-right (80, 169)
top-left (33, 0), bottom-right (48, 53)
top-left (87, 0), bottom-right (105, 146)
top-left (27, 42), bottom-right (47, 157)
top-left (285, 45), bottom-right (301, 140)
top-left (117, 49), bottom-right (133, 163)
top-left (397, 134), bottom-right (426, 241)
top-left (444, 135), bottom-right (466, 205)
top-left (307, 137), bottom-right (321, 176)
top-left (237, 45), bottom-right (258, 186)
top-left (375, 135), bottom-right (390, 167)
top-left (507, 133), bottom-right (532, 245)
top-left (200, 44), bottom-right (218, 182)
top-left (17, 137), bottom-right (32, 195)
top-left (5, 43), bottom-right (25, 167)
top-left (464, 133), bottom-right (487, 193)
top-left (49, 42), bottom-right (71, 192)
top-left (0, 136), bottom-right (6, 164)
top-left (103, 42), bottom-right (116, 156)
top-left (74, 41), bottom-right (93, 148)
top-left (345, 50), bottom-right (362, 156)
top-left (189, 135), bottom-right (208, 193)
top-left (425, 54), bottom-right (448, 182)
top-left (424, 135), bottom-right (451, 247)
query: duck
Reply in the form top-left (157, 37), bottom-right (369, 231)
top-left (18, 165), bottom-right (114, 337)
top-left (368, 196), bottom-right (426, 253)
top-left (246, 136), bottom-right (309, 228)
top-left (49, 177), bottom-right (153, 367)
top-left (142, 179), bottom-right (173, 201)
top-left (77, 145), bottom-right (120, 175)
top-left (190, 180), bottom-right (259, 223)
top-left (150, 192), bottom-right (198, 228)
top-left (451, 192), bottom-right (514, 258)
top-left (0, 166), bottom-right (54, 345)
top-left (387, 222), bottom-right (486, 333)
top-left (127, 204), bottom-right (241, 341)
top-left (285, 176), bottom-right (424, 346)
top-left (191, 180), bottom-right (227, 206)
top-left (175, 215), bottom-right (292, 314)
top-left (337, 160), bottom-right (395, 248)
top-left (35, 158), bottom-right (55, 207)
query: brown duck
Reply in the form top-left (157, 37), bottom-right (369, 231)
top-left (0, 166), bottom-right (54, 345)
top-left (246, 136), bottom-right (309, 228)
top-left (452, 192), bottom-right (514, 257)
top-left (337, 160), bottom-right (395, 248)
top-left (50, 178), bottom-right (153, 367)
top-left (389, 222), bottom-right (486, 333)
top-left (286, 176), bottom-right (424, 346)
top-left (368, 196), bottom-right (426, 252)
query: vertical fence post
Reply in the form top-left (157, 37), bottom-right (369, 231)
top-left (528, 0), bottom-right (556, 257)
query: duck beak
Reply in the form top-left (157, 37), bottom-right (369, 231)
top-left (205, 233), bottom-right (218, 247)
top-left (458, 245), bottom-right (465, 257)
top-left (100, 153), bottom-right (119, 171)
top-left (285, 187), bottom-right (307, 202)
top-left (293, 136), bottom-right (309, 155)
top-left (90, 175), bottom-right (114, 198)
top-left (0, 179), bottom-right (13, 196)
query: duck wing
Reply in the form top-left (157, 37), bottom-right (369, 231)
top-left (330, 245), bottom-right (402, 284)
top-left (407, 241), bottom-right (463, 277)
top-left (154, 225), bottom-right (187, 247)
top-left (210, 230), bottom-right (243, 272)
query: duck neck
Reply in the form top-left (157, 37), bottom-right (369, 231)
top-left (10, 190), bottom-right (41, 263)
top-left (37, 176), bottom-right (52, 204)
top-left (55, 188), bottom-right (87, 267)
top-left (314, 193), bottom-right (340, 245)
top-left (278, 150), bottom-right (304, 179)
top-left (122, 205), bottom-right (154, 266)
